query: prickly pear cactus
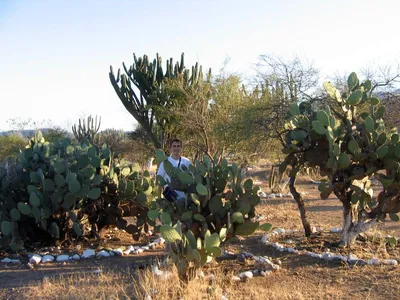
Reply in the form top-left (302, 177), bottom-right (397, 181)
top-left (281, 72), bottom-right (400, 245)
top-left (148, 150), bottom-right (272, 279)
top-left (0, 131), bottom-right (155, 251)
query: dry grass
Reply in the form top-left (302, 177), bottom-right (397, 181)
top-left (9, 265), bottom-right (353, 300)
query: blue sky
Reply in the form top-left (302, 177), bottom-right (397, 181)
top-left (0, 0), bottom-right (399, 132)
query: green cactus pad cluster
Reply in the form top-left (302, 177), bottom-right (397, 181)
top-left (148, 150), bottom-right (271, 277)
top-left (281, 72), bottom-right (400, 238)
top-left (0, 131), bottom-right (155, 251)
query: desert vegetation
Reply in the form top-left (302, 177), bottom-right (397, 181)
top-left (1, 52), bottom-right (400, 299)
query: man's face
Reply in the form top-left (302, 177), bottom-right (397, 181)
top-left (170, 141), bottom-right (182, 156)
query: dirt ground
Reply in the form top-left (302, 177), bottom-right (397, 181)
top-left (1, 160), bottom-right (400, 299)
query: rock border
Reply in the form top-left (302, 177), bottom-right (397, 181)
top-left (261, 227), bottom-right (399, 266)
top-left (0, 237), bottom-right (165, 266)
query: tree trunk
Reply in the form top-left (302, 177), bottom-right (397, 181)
top-left (289, 173), bottom-right (312, 237)
top-left (337, 192), bottom-right (379, 247)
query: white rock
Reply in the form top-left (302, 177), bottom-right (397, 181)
top-left (221, 295), bottom-right (228, 300)
top-left (42, 255), bottom-right (55, 263)
top-left (231, 275), bottom-right (241, 281)
top-left (1, 258), bottom-right (11, 263)
top-left (136, 248), bottom-right (144, 253)
top-left (141, 246), bottom-right (150, 251)
top-left (305, 251), bottom-right (314, 257)
top-left (144, 294), bottom-right (152, 300)
top-left (56, 255), bottom-right (69, 262)
top-left (29, 254), bottom-right (42, 264)
top-left (97, 250), bottom-right (111, 258)
top-left (122, 245), bottom-right (135, 255)
top-left (348, 253), bottom-right (358, 260)
top-left (239, 271), bottom-right (253, 279)
top-left (258, 191), bottom-right (267, 197)
top-left (10, 259), bottom-right (21, 264)
top-left (382, 259), bottom-right (398, 266)
top-left (152, 265), bottom-right (164, 276)
top-left (70, 254), bottom-right (80, 260)
top-left (275, 228), bottom-right (285, 234)
top-left (367, 258), bottom-right (381, 266)
top-left (112, 249), bottom-right (123, 256)
top-left (261, 235), bottom-right (269, 244)
top-left (81, 249), bottom-right (96, 259)
top-left (330, 227), bottom-right (342, 233)
top-left (267, 193), bottom-right (276, 199)
top-left (276, 193), bottom-right (282, 198)
top-left (154, 237), bottom-right (165, 245)
top-left (322, 252), bottom-right (334, 261)
top-left (311, 253), bottom-right (322, 259)
top-left (261, 270), bottom-right (272, 276)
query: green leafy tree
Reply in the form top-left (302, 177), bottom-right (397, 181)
top-left (0, 134), bottom-right (26, 163)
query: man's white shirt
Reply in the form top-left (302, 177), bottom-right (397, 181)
top-left (157, 156), bottom-right (191, 200)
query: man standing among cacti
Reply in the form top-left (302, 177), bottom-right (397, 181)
top-left (157, 139), bottom-right (192, 202)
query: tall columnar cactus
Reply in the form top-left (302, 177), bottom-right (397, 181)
top-left (281, 72), bottom-right (400, 246)
top-left (109, 53), bottom-right (211, 150)
top-left (0, 131), bottom-right (155, 251)
top-left (72, 115), bottom-right (101, 143)
top-left (148, 150), bottom-right (272, 279)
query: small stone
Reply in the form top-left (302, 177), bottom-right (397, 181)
top-left (276, 193), bottom-right (282, 198)
top-left (109, 251), bottom-right (115, 257)
top-left (81, 249), bottom-right (96, 259)
top-left (136, 248), bottom-right (144, 254)
top-left (239, 271), bottom-right (253, 279)
top-left (56, 255), bottom-right (69, 262)
top-left (112, 249), bottom-right (123, 256)
top-left (29, 254), bottom-right (42, 264)
top-left (231, 275), bottom-right (241, 281)
top-left (258, 191), bottom-right (267, 197)
top-left (11, 259), bottom-right (21, 264)
top-left (261, 235), bottom-right (269, 244)
top-left (276, 259), bottom-right (282, 265)
top-left (69, 254), bottom-right (80, 260)
top-left (275, 228), bottom-right (285, 234)
top-left (261, 270), bottom-right (272, 276)
top-left (367, 258), bottom-right (381, 266)
top-left (311, 253), bottom-right (322, 259)
top-left (1, 258), bottom-right (11, 263)
top-left (382, 259), bottom-right (398, 266)
top-left (141, 246), bottom-right (150, 251)
top-left (322, 252), bottom-right (334, 261)
top-left (330, 227), bottom-right (342, 233)
top-left (268, 193), bottom-right (276, 199)
top-left (348, 253), bottom-right (358, 260)
top-left (221, 295), bottom-right (228, 300)
top-left (286, 247), bottom-right (296, 253)
top-left (42, 255), bottom-right (55, 263)
top-left (97, 250), bottom-right (111, 258)
top-left (154, 238), bottom-right (165, 245)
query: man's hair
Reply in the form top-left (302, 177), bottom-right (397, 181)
top-left (169, 138), bottom-right (182, 147)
